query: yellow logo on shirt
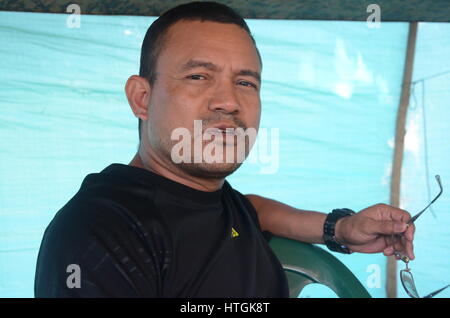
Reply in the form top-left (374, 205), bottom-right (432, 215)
top-left (231, 227), bottom-right (239, 238)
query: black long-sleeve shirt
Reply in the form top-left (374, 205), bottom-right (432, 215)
top-left (34, 163), bottom-right (288, 297)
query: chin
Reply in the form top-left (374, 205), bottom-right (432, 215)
top-left (178, 161), bottom-right (243, 179)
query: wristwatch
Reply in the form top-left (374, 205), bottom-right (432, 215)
top-left (323, 208), bottom-right (355, 254)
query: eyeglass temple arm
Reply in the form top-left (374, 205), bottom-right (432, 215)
top-left (423, 284), bottom-right (450, 298)
top-left (408, 175), bottom-right (443, 224)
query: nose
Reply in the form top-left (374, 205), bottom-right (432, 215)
top-left (208, 81), bottom-right (240, 115)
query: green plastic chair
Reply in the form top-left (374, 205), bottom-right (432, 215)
top-left (269, 236), bottom-right (371, 298)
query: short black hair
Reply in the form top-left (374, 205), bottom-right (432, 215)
top-left (137, 1), bottom-right (261, 141)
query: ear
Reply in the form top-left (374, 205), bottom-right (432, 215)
top-left (125, 75), bottom-right (151, 121)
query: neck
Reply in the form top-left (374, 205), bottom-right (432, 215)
top-left (128, 150), bottom-right (225, 193)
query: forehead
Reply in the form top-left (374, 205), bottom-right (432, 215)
top-left (157, 20), bottom-right (261, 73)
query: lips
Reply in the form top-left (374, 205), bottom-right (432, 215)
top-left (216, 128), bottom-right (236, 134)
top-left (204, 122), bottom-right (241, 142)
top-left (210, 122), bottom-right (239, 132)
top-left (201, 122), bottom-right (238, 137)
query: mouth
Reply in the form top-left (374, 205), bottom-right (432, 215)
top-left (216, 128), bottom-right (236, 135)
top-left (208, 122), bottom-right (240, 135)
top-left (213, 122), bottom-right (238, 129)
top-left (204, 122), bottom-right (242, 143)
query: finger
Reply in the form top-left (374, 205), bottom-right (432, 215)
top-left (393, 237), bottom-right (404, 253)
top-left (383, 246), bottom-right (394, 256)
top-left (385, 234), bottom-right (393, 246)
top-left (405, 223), bottom-right (416, 241)
top-left (375, 204), bottom-right (413, 224)
top-left (404, 235), bottom-right (415, 260)
top-left (365, 218), bottom-right (408, 236)
top-left (395, 235), bottom-right (415, 261)
top-left (386, 234), bottom-right (401, 252)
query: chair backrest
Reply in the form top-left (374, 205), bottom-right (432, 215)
top-left (269, 236), bottom-right (371, 298)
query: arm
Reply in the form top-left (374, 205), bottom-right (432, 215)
top-left (246, 194), bottom-right (327, 244)
top-left (246, 194), bottom-right (416, 259)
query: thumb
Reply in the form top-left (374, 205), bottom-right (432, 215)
top-left (367, 219), bottom-right (408, 235)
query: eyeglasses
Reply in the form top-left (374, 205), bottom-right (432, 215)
top-left (394, 175), bottom-right (449, 298)
top-left (400, 263), bottom-right (449, 298)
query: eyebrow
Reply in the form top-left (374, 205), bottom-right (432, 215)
top-left (180, 59), bottom-right (261, 84)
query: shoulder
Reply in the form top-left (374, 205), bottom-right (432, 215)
top-left (223, 182), bottom-right (256, 210)
top-left (40, 188), bottom-right (169, 257)
top-left (35, 191), bottom-right (167, 297)
top-left (224, 184), bottom-right (260, 224)
top-left (234, 190), bottom-right (258, 213)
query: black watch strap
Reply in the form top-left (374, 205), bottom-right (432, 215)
top-left (323, 208), bottom-right (355, 254)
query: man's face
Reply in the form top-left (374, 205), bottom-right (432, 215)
top-left (144, 20), bottom-right (262, 179)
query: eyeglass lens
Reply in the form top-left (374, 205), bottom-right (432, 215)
top-left (400, 269), bottom-right (420, 298)
top-left (397, 175), bottom-right (446, 298)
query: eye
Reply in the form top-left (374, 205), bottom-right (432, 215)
top-left (186, 74), bottom-right (206, 80)
top-left (238, 80), bottom-right (258, 90)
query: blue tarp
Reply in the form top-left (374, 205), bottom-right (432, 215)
top-left (0, 11), bottom-right (448, 297)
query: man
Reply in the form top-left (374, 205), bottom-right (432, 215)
top-left (35, 1), bottom-right (415, 297)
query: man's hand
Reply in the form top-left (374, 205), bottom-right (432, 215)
top-left (247, 195), bottom-right (415, 259)
top-left (335, 203), bottom-right (415, 260)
